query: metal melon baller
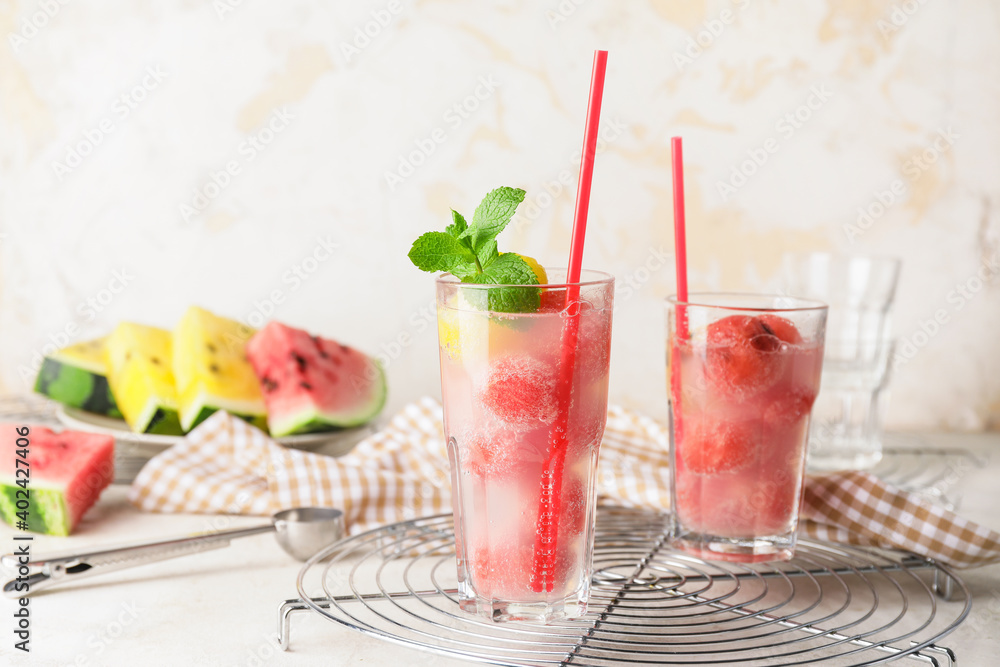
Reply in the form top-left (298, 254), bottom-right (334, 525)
top-left (1, 507), bottom-right (344, 597)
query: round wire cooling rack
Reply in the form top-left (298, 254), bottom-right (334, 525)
top-left (278, 506), bottom-right (970, 666)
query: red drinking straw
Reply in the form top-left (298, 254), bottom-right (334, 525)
top-left (671, 136), bottom-right (688, 337)
top-left (670, 137), bottom-right (689, 488)
top-left (531, 49), bottom-right (608, 593)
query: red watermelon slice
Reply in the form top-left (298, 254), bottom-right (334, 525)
top-left (0, 426), bottom-right (114, 536)
top-left (246, 322), bottom-right (387, 437)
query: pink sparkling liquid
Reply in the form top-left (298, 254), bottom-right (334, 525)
top-left (439, 299), bottom-right (611, 620)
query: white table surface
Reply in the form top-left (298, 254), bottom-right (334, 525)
top-left (3, 432), bottom-right (999, 667)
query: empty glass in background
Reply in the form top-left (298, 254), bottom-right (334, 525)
top-left (780, 253), bottom-right (902, 471)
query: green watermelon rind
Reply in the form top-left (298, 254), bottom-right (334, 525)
top-left (34, 357), bottom-right (123, 420)
top-left (144, 408), bottom-right (185, 436)
top-left (268, 360), bottom-right (388, 437)
top-left (128, 392), bottom-right (185, 435)
top-left (0, 481), bottom-right (71, 537)
top-left (186, 405), bottom-right (268, 432)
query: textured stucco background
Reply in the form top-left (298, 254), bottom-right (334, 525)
top-left (1, 0), bottom-right (998, 429)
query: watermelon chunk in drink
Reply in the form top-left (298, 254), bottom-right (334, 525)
top-left (479, 355), bottom-right (558, 426)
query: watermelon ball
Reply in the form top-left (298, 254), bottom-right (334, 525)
top-left (676, 473), bottom-right (795, 540)
top-left (537, 293), bottom-right (611, 384)
top-left (677, 419), bottom-right (758, 475)
top-left (539, 289), bottom-right (569, 313)
top-left (758, 314), bottom-right (803, 344)
top-left (567, 400), bottom-right (606, 458)
top-left (742, 475), bottom-right (799, 536)
top-left (576, 309), bottom-right (612, 384)
top-left (557, 473), bottom-right (589, 539)
top-left (479, 355), bottom-right (557, 426)
top-left (673, 476), bottom-right (707, 526)
top-left (461, 430), bottom-right (517, 477)
top-left (763, 385), bottom-right (818, 428)
top-left (705, 315), bottom-right (788, 399)
top-left (469, 541), bottom-right (576, 600)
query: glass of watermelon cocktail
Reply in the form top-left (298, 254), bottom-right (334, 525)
top-left (437, 270), bottom-right (614, 623)
top-left (667, 294), bottom-right (827, 562)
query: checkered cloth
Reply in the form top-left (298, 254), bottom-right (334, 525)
top-left (128, 399), bottom-right (1000, 569)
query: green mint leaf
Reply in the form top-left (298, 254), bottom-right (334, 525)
top-left (478, 252), bottom-right (540, 285)
top-left (467, 252), bottom-right (540, 313)
top-left (446, 210), bottom-right (476, 257)
top-left (446, 210), bottom-right (467, 239)
top-left (477, 239), bottom-right (499, 270)
top-left (407, 231), bottom-right (477, 274)
top-left (449, 263), bottom-right (479, 280)
top-left (460, 186), bottom-right (526, 252)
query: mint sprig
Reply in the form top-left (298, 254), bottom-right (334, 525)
top-left (407, 186), bottom-right (540, 313)
top-left (461, 186), bottom-right (525, 251)
top-left (467, 252), bottom-right (541, 312)
top-left (407, 231), bottom-right (477, 276)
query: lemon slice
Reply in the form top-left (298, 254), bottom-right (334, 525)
top-left (437, 307), bottom-right (461, 359)
top-left (506, 253), bottom-right (547, 284)
top-left (437, 291), bottom-right (488, 362)
top-left (438, 255), bottom-right (545, 361)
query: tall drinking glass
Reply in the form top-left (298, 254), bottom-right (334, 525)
top-left (437, 269), bottom-right (614, 622)
top-left (781, 253), bottom-right (901, 470)
top-left (667, 294), bottom-right (827, 562)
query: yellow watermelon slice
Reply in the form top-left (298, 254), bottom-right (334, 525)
top-left (172, 306), bottom-right (267, 432)
top-left (105, 323), bottom-right (184, 435)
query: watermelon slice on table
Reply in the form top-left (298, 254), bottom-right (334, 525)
top-left (0, 426), bottom-right (114, 536)
top-left (105, 322), bottom-right (185, 435)
top-left (34, 337), bottom-right (122, 419)
top-left (246, 322), bottom-right (387, 437)
top-left (172, 306), bottom-right (267, 432)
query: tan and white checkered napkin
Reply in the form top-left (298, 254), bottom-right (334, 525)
top-left (128, 399), bottom-right (1000, 568)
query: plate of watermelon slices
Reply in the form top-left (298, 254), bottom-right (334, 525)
top-left (35, 307), bottom-right (388, 456)
top-left (54, 405), bottom-right (376, 453)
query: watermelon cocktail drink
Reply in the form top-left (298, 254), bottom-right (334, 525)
top-left (436, 270), bottom-right (614, 622)
top-left (667, 294), bottom-right (826, 562)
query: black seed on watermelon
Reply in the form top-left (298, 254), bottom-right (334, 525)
top-left (246, 321), bottom-right (386, 437)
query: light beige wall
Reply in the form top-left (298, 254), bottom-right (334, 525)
top-left (2, 0), bottom-right (998, 429)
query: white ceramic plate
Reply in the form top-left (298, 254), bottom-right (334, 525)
top-left (55, 405), bottom-right (373, 454)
